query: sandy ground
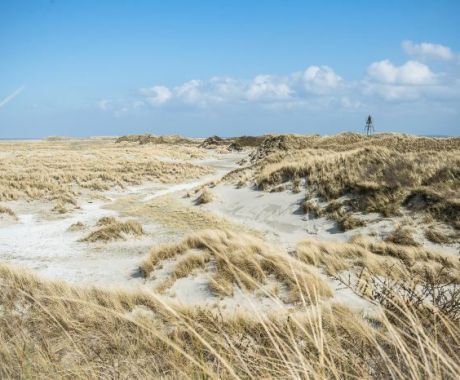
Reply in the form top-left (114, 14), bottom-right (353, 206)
top-left (187, 183), bottom-right (459, 254)
top-left (0, 147), bottom-right (457, 314)
top-left (0, 152), bottom-right (243, 289)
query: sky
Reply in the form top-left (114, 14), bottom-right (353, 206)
top-left (0, 0), bottom-right (459, 138)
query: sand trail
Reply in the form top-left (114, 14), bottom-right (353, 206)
top-left (0, 153), bottom-right (243, 287)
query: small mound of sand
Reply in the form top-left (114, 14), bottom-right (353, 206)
top-left (196, 188), bottom-right (214, 205)
top-left (0, 205), bottom-right (16, 218)
top-left (96, 216), bottom-right (117, 226)
top-left (81, 218), bottom-right (144, 242)
top-left (67, 221), bottom-right (86, 232)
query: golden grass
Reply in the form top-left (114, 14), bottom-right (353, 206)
top-left (385, 226), bottom-right (420, 246)
top-left (67, 221), bottom-right (86, 232)
top-left (0, 205), bottom-right (16, 218)
top-left (424, 226), bottom-right (456, 244)
top-left (115, 133), bottom-right (196, 145)
top-left (81, 217), bottom-right (144, 242)
top-left (141, 229), bottom-right (332, 303)
top-left (200, 135), bottom-right (265, 149)
top-left (1, 133), bottom-right (459, 377)
top-left (229, 133), bottom-right (460, 229)
top-left (196, 187), bottom-right (214, 204)
top-left (296, 234), bottom-right (460, 283)
top-left (0, 259), bottom-right (459, 378)
top-left (108, 193), bottom-right (243, 234)
top-left (252, 132), bottom-right (460, 159)
top-left (51, 201), bottom-right (69, 214)
top-left (96, 216), bottom-right (117, 226)
top-left (0, 139), bottom-right (212, 203)
top-left (171, 250), bottom-right (212, 279)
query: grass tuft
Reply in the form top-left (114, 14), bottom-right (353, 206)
top-left (81, 218), bottom-right (144, 242)
top-left (196, 188), bottom-right (214, 205)
top-left (385, 226), bottom-right (420, 246)
top-left (0, 205), bottom-right (16, 218)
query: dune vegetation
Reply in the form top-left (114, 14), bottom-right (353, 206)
top-left (108, 193), bottom-right (241, 234)
top-left (0, 205), bottom-right (16, 219)
top-left (141, 229), bottom-right (332, 302)
top-left (1, 233), bottom-right (459, 378)
top-left (80, 217), bottom-right (144, 242)
top-left (227, 133), bottom-right (460, 231)
top-left (115, 133), bottom-right (195, 145)
top-left (0, 139), bottom-right (212, 207)
top-left (1, 133), bottom-right (459, 378)
top-left (196, 187), bottom-right (215, 205)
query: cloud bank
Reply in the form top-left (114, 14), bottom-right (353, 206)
top-left (97, 41), bottom-right (459, 115)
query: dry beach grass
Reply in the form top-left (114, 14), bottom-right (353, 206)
top-left (0, 138), bottom-right (212, 207)
top-left (0, 205), bottom-right (16, 219)
top-left (229, 133), bottom-right (460, 230)
top-left (80, 217), bottom-right (144, 242)
top-left (0, 133), bottom-right (459, 378)
top-left (141, 229), bottom-right (332, 302)
top-left (0, 248), bottom-right (459, 378)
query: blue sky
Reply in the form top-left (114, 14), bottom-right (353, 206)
top-left (1, 0), bottom-right (459, 138)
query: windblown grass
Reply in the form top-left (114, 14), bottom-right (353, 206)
top-left (67, 221), bottom-right (86, 232)
top-left (196, 187), bottom-right (214, 204)
top-left (0, 257), bottom-right (458, 378)
top-left (108, 193), bottom-right (241, 234)
top-left (200, 135), bottom-right (265, 149)
top-left (81, 217), bottom-right (144, 242)
top-left (424, 226), bottom-right (457, 244)
top-left (1, 133), bottom-right (459, 377)
top-left (385, 226), bottom-right (420, 246)
top-left (296, 234), bottom-right (460, 283)
top-left (115, 133), bottom-right (195, 145)
top-left (0, 205), bottom-right (16, 218)
top-left (229, 133), bottom-right (460, 229)
top-left (0, 139), bottom-right (212, 203)
top-left (141, 229), bottom-right (332, 303)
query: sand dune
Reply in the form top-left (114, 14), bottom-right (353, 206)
top-left (0, 134), bottom-right (459, 378)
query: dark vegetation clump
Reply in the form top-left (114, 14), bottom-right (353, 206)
top-left (424, 227), bottom-right (456, 244)
top-left (116, 134), bottom-right (193, 145)
top-left (385, 226), bottom-right (420, 246)
top-left (200, 135), bottom-right (265, 150)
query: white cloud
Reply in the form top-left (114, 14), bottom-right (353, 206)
top-left (302, 65), bottom-right (342, 90)
top-left (134, 66), bottom-right (343, 107)
top-left (0, 86), bottom-right (25, 109)
top-left (367, 60), bottom-right (436, 85)
top-left (101, 42), bottom-right (459, 113)
top-left (246, 75), bottom-right (292, 100)
top-left (209, 76), bottom-right (243, 100)
top-left (402, 40), bottom-right (455, 61)
top-left (139, 85), bottom-right (172, 105)
top-left (362, 57), bottom-right (460, 101)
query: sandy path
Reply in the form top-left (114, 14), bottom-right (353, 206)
top-left (0, 152), bottom-right (244, 288)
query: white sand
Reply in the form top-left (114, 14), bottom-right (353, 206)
top-left (1, 148), bottom-right (457, 314)
top-left (0, 152), bottom-right (245, 288)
